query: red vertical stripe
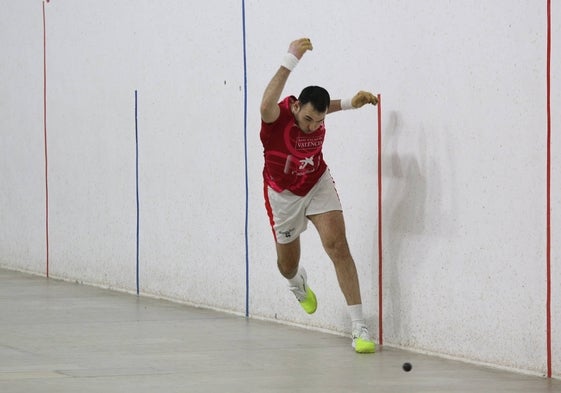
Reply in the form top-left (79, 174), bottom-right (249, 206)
top-left (263, 183), bottom-right (277, 242)
top-left (545, 0), bottom-right (552, 379)
top-left (377, 94), bottom-right (383, 345)
top-left (42, 1), bottom-right (49, 277)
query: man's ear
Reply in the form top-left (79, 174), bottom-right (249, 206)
top-left (291, 101), bottom-right (300, 114)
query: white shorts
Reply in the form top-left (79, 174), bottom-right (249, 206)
top-left (265, 169), bottom-right (342, 244)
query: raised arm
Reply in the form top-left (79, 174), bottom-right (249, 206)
top-left (260, 38), bottom-right (314, 123)
top-left (328, 91), bottom-right (379, 114)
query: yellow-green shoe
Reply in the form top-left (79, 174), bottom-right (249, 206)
top-left (352, 325), bottom-right (376, 353)
top-left (299, 285), bottom-right (317, 314)
top-left (288, 268), bottom-right (317, 314)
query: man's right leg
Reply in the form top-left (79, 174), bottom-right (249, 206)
top-left (275, 237), bottom-right (301, 279)
top-left (276, 237), bottom-right (317, 314)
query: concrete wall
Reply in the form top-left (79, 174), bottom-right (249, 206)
top-left (1, 0), bottom-right (559, 377)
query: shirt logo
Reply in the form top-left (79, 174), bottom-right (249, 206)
top-left (295, 135), bottom-right (324, 150)
top-left (284, 154), bottom-right (316, 176)
top-left (298, 157), bottom-right (314, 170)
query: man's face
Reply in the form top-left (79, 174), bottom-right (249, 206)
top-left (292, 102), bottom-right (326, 134)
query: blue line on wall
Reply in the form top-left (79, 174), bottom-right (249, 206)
top-left (135, 90), bottom-right (140, 295)
top-left (242, 0), bottom-right (249, 317)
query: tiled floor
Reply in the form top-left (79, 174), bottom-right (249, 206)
top-left (1, 268), bottom-right (559, 393)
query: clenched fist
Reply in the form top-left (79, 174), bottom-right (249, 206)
top-left (351, 91), bottom-right (378, 107)
top-left (288, 38), bottom-right (313, 60)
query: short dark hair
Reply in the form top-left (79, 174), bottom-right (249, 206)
top-left (298, 86), bottom-right (330, 113)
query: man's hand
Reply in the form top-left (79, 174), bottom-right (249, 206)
top-left (288, 38), bottom-right (313, 60)
top-left (351, 91), bottom-right (378, 108)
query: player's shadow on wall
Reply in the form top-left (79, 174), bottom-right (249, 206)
top-left (379, 110), bottom-right (459, 345)
top-left (382, 111), bottom-right (428, 344)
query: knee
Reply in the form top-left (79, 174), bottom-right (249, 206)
top-left (323, 236), bottom-right (351, 259)
top-left (275, 239), bottom-right (301, 278)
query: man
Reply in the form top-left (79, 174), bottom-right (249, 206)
top-left (260, 37), bottom-right (378, 353)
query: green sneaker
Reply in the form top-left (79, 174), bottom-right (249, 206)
top-left (299, 285), bottom-right (317, 314)
top-left (288, 268), bottom-right (317, 314)
top-left (352, 325), bottom-right (376, 354)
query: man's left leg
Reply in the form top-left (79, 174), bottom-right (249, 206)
top-left (308, 210), bottom-right (361, 304)
top-left (308, 210), bottom-right (375, 353)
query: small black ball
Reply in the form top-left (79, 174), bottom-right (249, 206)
top-left (402, 362), bottom-right (412, 372)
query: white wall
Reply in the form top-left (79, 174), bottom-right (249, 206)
top-left (0, 1), bottom-right (46, 273)
top-left (549, 0), bottom-right (561, 378)
top-left (1, 0), bottom-right (559, 377)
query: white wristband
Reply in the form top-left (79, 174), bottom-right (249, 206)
top-left (281, 53), bottom-right (299, 71)
top-left (340, 98), bottom-right (355, 110)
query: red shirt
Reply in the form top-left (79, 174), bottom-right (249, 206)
top-left (260, 96), bottom-right (328, 196)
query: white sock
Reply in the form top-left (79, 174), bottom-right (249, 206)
top-left (287, 267), bottom-right (307, 301)
top-left (348, 304), bottom-right (365, 330)
top-left (287, 267), bottom-right (304, 287)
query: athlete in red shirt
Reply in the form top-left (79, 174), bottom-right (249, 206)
top-left (261, 94), bottom-right (328, 196)
top-left (260, 38), bottom-right (378, 353)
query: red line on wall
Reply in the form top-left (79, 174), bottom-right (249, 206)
top-left (377, 94), bottom-right (383, 346)
top-left (545, 0), bottom-right (552, 379)
top-left (42, 1), bottom-right (50, 278)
